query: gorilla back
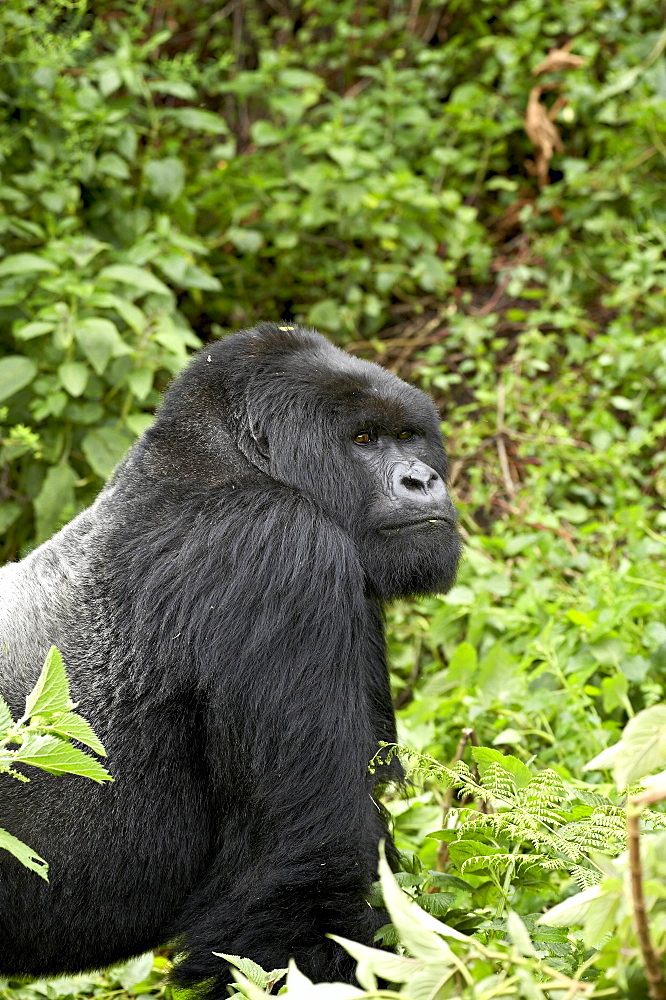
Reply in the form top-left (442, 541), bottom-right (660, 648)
top-left (0, 323), bottom-right (461, 992)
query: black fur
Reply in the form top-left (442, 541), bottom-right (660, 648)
top-left (0, 324), bottom-right (461, 992)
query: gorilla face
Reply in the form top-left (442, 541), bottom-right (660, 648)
top-left (155, 323), bottom-right (462, 601)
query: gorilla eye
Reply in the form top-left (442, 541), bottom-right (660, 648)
top-left (397, 430), bottom-right (413, 440)
top-left (353, 432), bottom-right (372, 445)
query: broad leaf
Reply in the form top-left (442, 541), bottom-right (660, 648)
top-left (74, 317), bottom-right (124, 375)
top-left (585, 705), bottom-right (666, 787)
top-left (99, 264), bottom-right (171, 296)
top-left (377, 844), bottom-right (457, 961)
top-left (25, 646), bottom-right (70, 719)
top-left (14, 735), bottom-right (113, 783)
top-left (45, 712), bottom-right (106, 757)
top-left (0, 827), bottom-right (48, 880)
top-left (0, 253), bottom-right (58, 276)
top-left (0, 355), bottom-right (38, 403)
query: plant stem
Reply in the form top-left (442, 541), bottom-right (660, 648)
top-left (627, 803), bottom-right (666, 1000)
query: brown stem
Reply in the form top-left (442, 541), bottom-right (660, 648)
top-left (627, 803), bottom-right (666, 1000)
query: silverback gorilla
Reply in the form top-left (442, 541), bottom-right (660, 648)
top-left (0, 323), bottom-right (461, 992)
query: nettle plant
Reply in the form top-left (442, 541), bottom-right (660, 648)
top-left (0, 646), bottom-right (111, 880)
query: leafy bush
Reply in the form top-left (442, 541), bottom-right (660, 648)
top-left (1, 0), bottom-right (665, 558)
top-left (0, 646), bottom-right (111, 879)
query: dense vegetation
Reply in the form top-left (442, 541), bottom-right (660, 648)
top-left (1, 0), bottom-right (665, 996)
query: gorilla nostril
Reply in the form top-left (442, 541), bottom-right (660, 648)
top-left (401, 470), bottom-right (440, 493)
top-left (402, 475), bottom-right (428, 493)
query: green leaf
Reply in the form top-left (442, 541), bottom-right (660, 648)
top-left (0, 827), bottom-right (48, 880)
top-left (448, 641), bottom-right (478, 676)
top-left (74, 318), bottom-right (123, 375)
top-left (585, 705), bottom-right (666, 787)
top-left (471, 747), bottom-right (533, 789)
top-left (82, 426), bottom-right (133, 479)
top-left (215, 954), bottom-right (286, 989)
top-left (0, 253), bottom-right (58, 277)
top-left (45, 712), bottom-right (106, 757)
top-left (538, 884), bottom-right (604, 928)
top-left (25, 646), bottom-right (70, 719)
top-left (14, 321), bottom-right (55, 341)
top-left (506, 910), bottom-right (538, 957)
top-left (33, 463), bottom-right (77, 544)
top-left (0, 355), bottom-right (38, 403)
top-left (164, 107), bottom-right (227, 133)
top-left (97, 152), bottom-right (130, 179)
top-left (127, 367), bottom-right (154, 401)
top-left (251, 120), bottom-right (284, 146)
top-left (148, 79), bottom-right (197, 100)
top-left (306, 298), bottom-right (339, 331)
top-left (226, 227), bottom-right (263, 254)
top-left (14, 735), bottom-right (113, 783)
top-left (0, 502), bottom-right (21, 534)
top-left (377, 844), bottom-right (459, 961)
top-left (0, 694), bottom-right (13, 735)
top-left (143, 157), bottom-right (186, 201)
top-left (98, 265), bottom-right (171, 297)
top-left (328, 935), bottom-right (423, 985)
top-left (58, 361), bottom-right (88, 397)
top-left (113, 952), bottom-right (155, 989)
top-left (278, 68), bottom-right (322, 89)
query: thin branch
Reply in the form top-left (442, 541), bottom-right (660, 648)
top-left (627, 801), bottom-right (666, 1000)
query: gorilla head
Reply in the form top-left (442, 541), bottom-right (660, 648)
top-left (0, 322), bottom-right (461, 992)
top-left (141, 323), bottom-right (461, 599)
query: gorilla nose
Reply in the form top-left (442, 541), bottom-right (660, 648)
top-left (392, 461), bottom-right (448, 501)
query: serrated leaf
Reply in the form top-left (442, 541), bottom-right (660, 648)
top-left (25, 646), bottom-right (70, 719)
top-left (0, 355), bottom-right (38, 403)
top-left (0, 253), bottom-right (58, 276)
top-left (0, 695), bottom-right (14, 734)
top-left (215, 954), bottom-right (285, 989)
top-left (14, 735), bottom-right (113, 783)
top-left (45, 712), bottom-right (106, 757)
top-left (0, 827), bottom-right (48, 879)
top-left (127, 367), bottom-right (154, 401)
top-left (99, 264), bottom-right (171, 297)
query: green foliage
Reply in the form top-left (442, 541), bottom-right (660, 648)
top-left (0, 646), bottom-right (112, 880)
top-left (0, 952), bottom-right (170, 1000)
top-left (1, 0), bottom-right (665, 559)
top-left (1, 1), bottom-right (665, 997)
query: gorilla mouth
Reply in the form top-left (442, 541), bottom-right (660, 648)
top-left (379, 517), bottom-right (453, 532)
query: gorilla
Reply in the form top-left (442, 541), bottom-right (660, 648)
top-left (0, 323), bottom-right (461, 992)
